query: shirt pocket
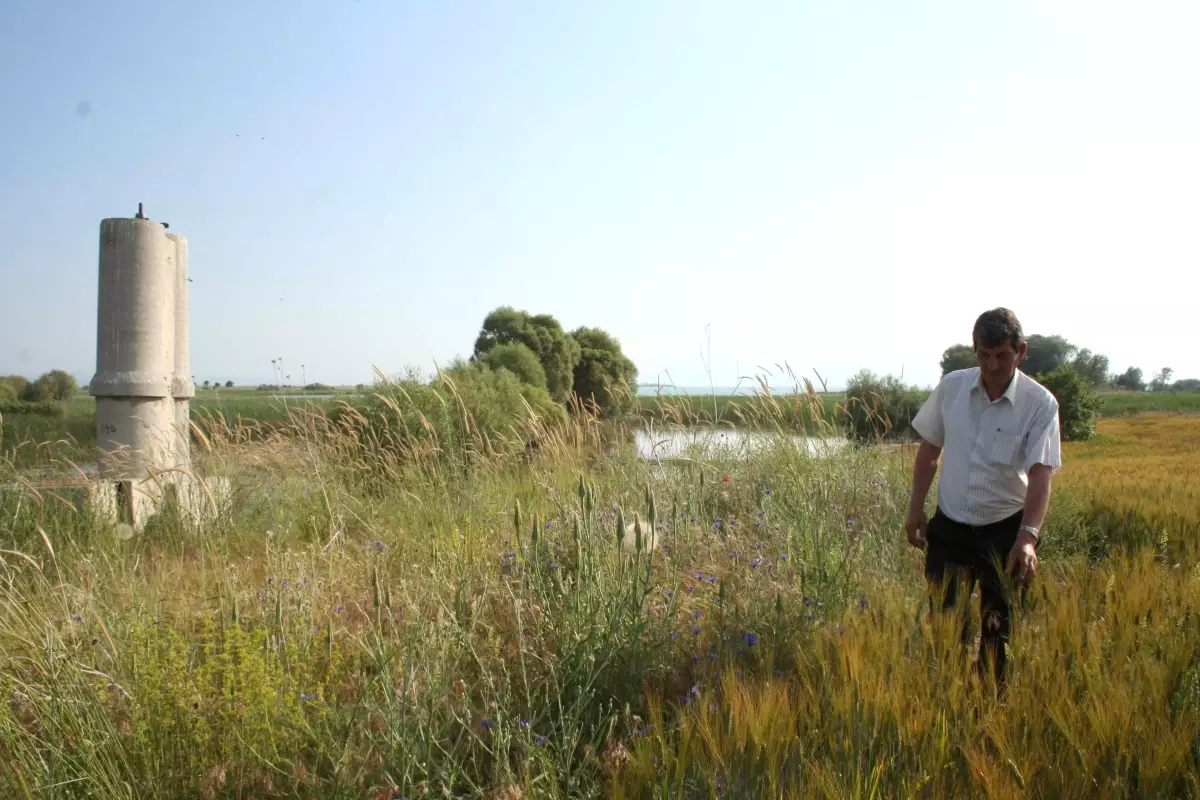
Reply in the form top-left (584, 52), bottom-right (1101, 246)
top-left (988, 429), bottom-right (1023, 466)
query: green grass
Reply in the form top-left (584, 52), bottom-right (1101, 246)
top-left (1096, 390), bottom-right (1200, 415)
top-left (2, 390), bottom-right (1199, 797)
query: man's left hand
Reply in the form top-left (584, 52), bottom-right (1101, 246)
top-left (1006, 531), bottom-right (1038, 585)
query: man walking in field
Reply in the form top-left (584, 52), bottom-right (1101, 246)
top-left (905, 308), bottom-right (1062, 687)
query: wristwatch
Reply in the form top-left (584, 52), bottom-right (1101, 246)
top-left (1019, 524), bottom-right (1040, 546)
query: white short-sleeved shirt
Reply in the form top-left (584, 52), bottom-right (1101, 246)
top-left (911, 367), bottom-right (1062, 526)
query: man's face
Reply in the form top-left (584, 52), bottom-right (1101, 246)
top-left (975, 340), bottom-right (1027, 385)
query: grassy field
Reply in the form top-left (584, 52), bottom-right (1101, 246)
top-left (2, 385), bottom-right (1199, 796)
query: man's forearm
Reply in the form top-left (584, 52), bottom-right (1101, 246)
top-left (908, 451), bottom-right (939, 517)
top-left (1021, 464), bottom-right (1053, 532)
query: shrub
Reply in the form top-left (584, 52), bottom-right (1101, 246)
top-left (1035, 365), bottom-right (1100, 442)
top-left (480, 342), bottom-right (548, 390)
top-left (0, 400), bottom-right (66, 417)
top-left (0, 375), bottom-right (29, 401)
top-left (571, 327), bottom-right (638, 417)
top-left (842, 370), bottom-right (927, 443)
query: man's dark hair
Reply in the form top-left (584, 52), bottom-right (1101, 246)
top-left (973, 308), bottom-right (1024, 352)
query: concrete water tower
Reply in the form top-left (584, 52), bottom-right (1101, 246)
top-left (88, 203), bottom-right (197, 529)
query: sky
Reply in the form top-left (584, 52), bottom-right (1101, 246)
top-left (1, 0), bottom-right (1196, 391)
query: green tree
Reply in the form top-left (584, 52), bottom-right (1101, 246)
top-left (472, 306), bottom-right (581, 403)
top-left (480, 342), bottom-right (547, 389)
top-left (225, 380), bottom-right (234, 388)
top-left (20, 370), bottom-right (76, 402)
top-left (0, 382), bottom-right (17, 405)
top-left (1, 375), bottom-right (28, 397)
top-left (570, 326), bottom-right (638, 416)
top-left (1112, 367), bottom-right (1146, 392)
top-left (1035, 365), bottom-right (1100, 442)
top-left (843, 370), bottom-right (926, 443)
top-left (1022, 334), bottom-right (1076, 378)
top-left (939, 344), bottom-right (976, 375)
top-left (1150, 367), bottom-right (1174, 392)
top-left (1069, 348), bottom-right (1110, 387)
top-left (1169, 378), bottom-right (1200, 393)
top-left (203, 380), bottom-right (211, 388)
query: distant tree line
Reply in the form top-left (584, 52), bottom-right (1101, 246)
top-left (940, 336), bottom-right (1195, 394)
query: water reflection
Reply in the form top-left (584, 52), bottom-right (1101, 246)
top-left (634, 426), bottom-right (847, 461)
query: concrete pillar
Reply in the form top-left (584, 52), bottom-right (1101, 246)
top-left (89, 208), bottom-right (179, 481)
top-left (168, 232), bottom-right (195, 467)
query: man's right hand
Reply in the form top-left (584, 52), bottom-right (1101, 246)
top-left (905, 509), bottom-right (928, 550)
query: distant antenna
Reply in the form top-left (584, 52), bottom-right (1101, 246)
top-left (134, 202), bottom-right (147, 219)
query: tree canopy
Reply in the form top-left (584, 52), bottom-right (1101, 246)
top-left (480, 341), bottom-right (548, 390)
top-left (1021, 334), bottom-right (1076, 378)
top-left (939, 333), bottom-right (1109, 386)
top-left (939, 345), bottom-right (976, 376)
top-left (473, 307), bottom-right (580, 403)
top-left (570, 326), bottom-right (638, 416)
top-left (1112, 367), bottom-right (1146, 392)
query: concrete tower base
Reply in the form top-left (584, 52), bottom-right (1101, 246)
top-left (87, 473), bottom-right (232, 536)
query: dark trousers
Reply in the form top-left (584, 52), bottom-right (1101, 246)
top-left (924, 507), bottom-right (1023, 687)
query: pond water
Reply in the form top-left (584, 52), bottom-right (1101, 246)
top-left (634, 426), bottom-right (848, 461)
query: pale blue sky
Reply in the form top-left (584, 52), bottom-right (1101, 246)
top-left (1, 1), bottom-right (1196, 390)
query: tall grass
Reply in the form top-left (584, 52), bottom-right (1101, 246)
top-left (1, 386), bottom-right (1198, 796)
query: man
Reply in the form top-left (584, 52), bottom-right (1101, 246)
top-left (906, 308), bottom-right (1062, 687)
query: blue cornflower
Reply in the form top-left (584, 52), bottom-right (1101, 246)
top-left (691, 625), bottom-right (702, 635)
top-left (779, 553), bottom-right (789, 561)
top-left (335, 605), bottom-right (344, 613)
top-left (858, 598), bottom-right (868, 608)
top-left (745, 632), bottom-right (759, 646)
top-left (757, 510), bottom-right (765, 517)
top-left (73, 615), bottom-right (83, 622)
top-left (692, 610), bottom-right (702, 618)
top-left (374, 541), bottom-right (384, 551)
top-left (713, 519), bottom-right (723, 530)
top-left (480, 719), bottom-right (495, 730)
top-left (535, 735), bottom-right (548, 747)
top-left (549, 561), bottom-right (558, 569)
top-left (749, 558), bottom-right (762, 568)
top-left (545, 521), bottom-right (553, 529)
top-left (764, 488), bottom-right (773, 495)
top-left (300, 692), bottom-right (316, 702)
top-left (671, 632), bottom-right (679, 640)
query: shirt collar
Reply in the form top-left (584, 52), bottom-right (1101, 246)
top-left (971, 368), bottom-right (1021, 404)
